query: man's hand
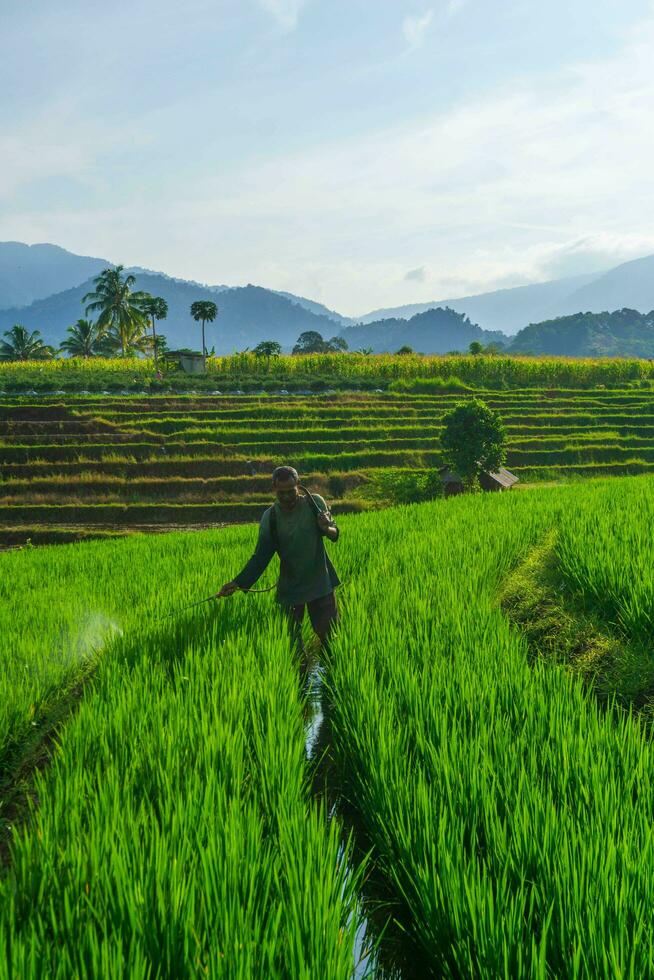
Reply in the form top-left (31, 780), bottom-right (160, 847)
top-left (317, 512), bottom-right (339, 540)
top-left (216, 581), bottom-right (239, 598)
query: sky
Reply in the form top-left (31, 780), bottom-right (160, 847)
top-left (1, 0), bottom-right (654, 315)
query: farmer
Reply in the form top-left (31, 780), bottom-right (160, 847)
top-left (216, 466), bottom-right (340, 652)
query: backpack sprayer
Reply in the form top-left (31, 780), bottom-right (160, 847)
top-left (165, 484), bottom-right (336, 619)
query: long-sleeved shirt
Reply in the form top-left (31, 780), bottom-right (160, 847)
top-left (233, 493), bottom-right (340, 606)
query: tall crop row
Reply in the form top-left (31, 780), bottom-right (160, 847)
top-left (0, 529), bottom-right (365, 976)
top-left (2, 353), bottom-right (654, 390)
top-left (325, 479), bottom-right (654, 976)
top-left (556, 479), bottom-right (654, 647)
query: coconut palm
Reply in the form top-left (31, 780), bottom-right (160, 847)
top-left (59, 319), bottom-right (108, 358)
top-left (0, 325), bottom-right (54, 361)
top-left (83, 265), bottom-right (150, 356)
top-left (190, 300), bottom-right (218, 360)
top-left (141, 296), bottom-right (168, 366)
top-left (95, 320), bottom-right (154, 357)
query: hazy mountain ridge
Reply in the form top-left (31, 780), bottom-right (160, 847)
top-left (356, 255), bottom-right (654, 335)
top-left (339, 308), bottom-right (508, 354)
top-left (5, 242), bottom-right (654, 357)
top-left (272, 291), bottom-right (352, 326)
top-left (0, 242), bottom-right (110, 309)
top-left (356, 274), bottom-right (598, 333)
top-left (0, 272), bottom-right (343, 354)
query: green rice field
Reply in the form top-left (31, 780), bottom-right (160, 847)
top-left (1, 387), bottom-right (654, 546)
top-left (2, 476), bottom-right (654, 976)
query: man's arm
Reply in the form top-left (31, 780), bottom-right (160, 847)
top-left (217, 510), bottom-right (276, 596)
top-left (314, 494), bottom-right (339, 541)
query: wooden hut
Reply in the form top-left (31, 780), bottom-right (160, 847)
top-left (440, 466), bottom-right (519, 495)
top-left (478, 467), bottom-right (519, 492)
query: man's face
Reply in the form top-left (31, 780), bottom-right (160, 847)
top-left (274, 477), bottom-right (299, 511)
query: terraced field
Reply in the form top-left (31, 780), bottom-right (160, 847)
top-left (3, 477), bottom-right (654, 975)
top-left (1, 387), bottom-right (654, 546)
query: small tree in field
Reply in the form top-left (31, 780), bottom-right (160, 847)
top-left (253, 340), bottom-right (282, 357)
top-left (292, 331), bottom-right (349, 354)
top-left (292, 330), bottom-right (326, 354)
top-left (440, 398), bottom-right (506, 489)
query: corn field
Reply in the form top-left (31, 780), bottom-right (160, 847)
top-left (1, 353), bottom-right (654, 390)
top-left (2, 477), bottom-right (654, 975)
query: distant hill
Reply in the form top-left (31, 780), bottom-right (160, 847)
top-left (356, 274), bottom-right (596, 333)
top-left (0, 272), bottom-right (344, 353)
top-left (560, 255), bottom-right (654, 316)
top-left (0, 242), bottom-right (110, 309)
top-left (357, 255), bottom-right (654, 335)
top-left (271, 291), bottom-right (352, 326)
top-left (508, 308), bottom-right (654, 357)
top-left (338, 307), bottom-right (508, 354)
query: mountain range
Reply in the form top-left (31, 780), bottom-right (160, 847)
top-left (2, 241), bottom-right (654, 356)
top-left (0, 273), bottom-right (344, 356)
top-left (0, 242), bottom-right (109, 309)
top-left (359, 254), bottom-right (654, 334)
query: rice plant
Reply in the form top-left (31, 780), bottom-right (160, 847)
top-left (0, 528), bottom-right (365, 976)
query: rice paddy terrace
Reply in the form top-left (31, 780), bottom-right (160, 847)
top-left (3, 476), bottom-right (654, 976)
top-left (1, 386), bottom-right (654, 546)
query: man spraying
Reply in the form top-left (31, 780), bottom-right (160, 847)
top-left (217, 466), bottom-right (340, 651)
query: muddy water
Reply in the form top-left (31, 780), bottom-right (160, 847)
top-left (303, 664), bottom-right (383, 979)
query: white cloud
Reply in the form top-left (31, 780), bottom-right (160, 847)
top-left (256, 0), bottom-right (307, 30)
top-left (405, 266), bottom-right (429, 282)
top-left (7, 7), bottom-right (654, 313)
top-left (192, 7), bottom-right (654, 309)
top-left (536, 233), bottom-right (654, 280)
top-left (402, 10), bottom-right (433, 48)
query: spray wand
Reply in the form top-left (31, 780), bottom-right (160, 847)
top-left (165, 484), bottom-right (335, 619)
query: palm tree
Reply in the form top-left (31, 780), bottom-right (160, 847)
top-left (141, 296), bottom-right (168, 366)
top-left (83, 265), bottom-right (150, 356)
top-left (0, 325), bottom-right (54, 361)
top-left (94, 319), bottom-right (154, 357)
top-left (190, 300), bottom-right (218, 361)
top-left (59, 319), bottom-right (107, 358)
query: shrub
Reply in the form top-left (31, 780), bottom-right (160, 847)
top-left (358, 467), bottom-right (443, 505)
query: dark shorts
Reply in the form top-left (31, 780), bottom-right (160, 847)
top-left (286, 591), bottom-right (339, 647)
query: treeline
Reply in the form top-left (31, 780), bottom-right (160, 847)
top-left (508, 308), bottom-right (654, 357)
top-left (342, 307), bottom-right (654, 359)
top-left (0, 265), bottom-right (220, 363)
